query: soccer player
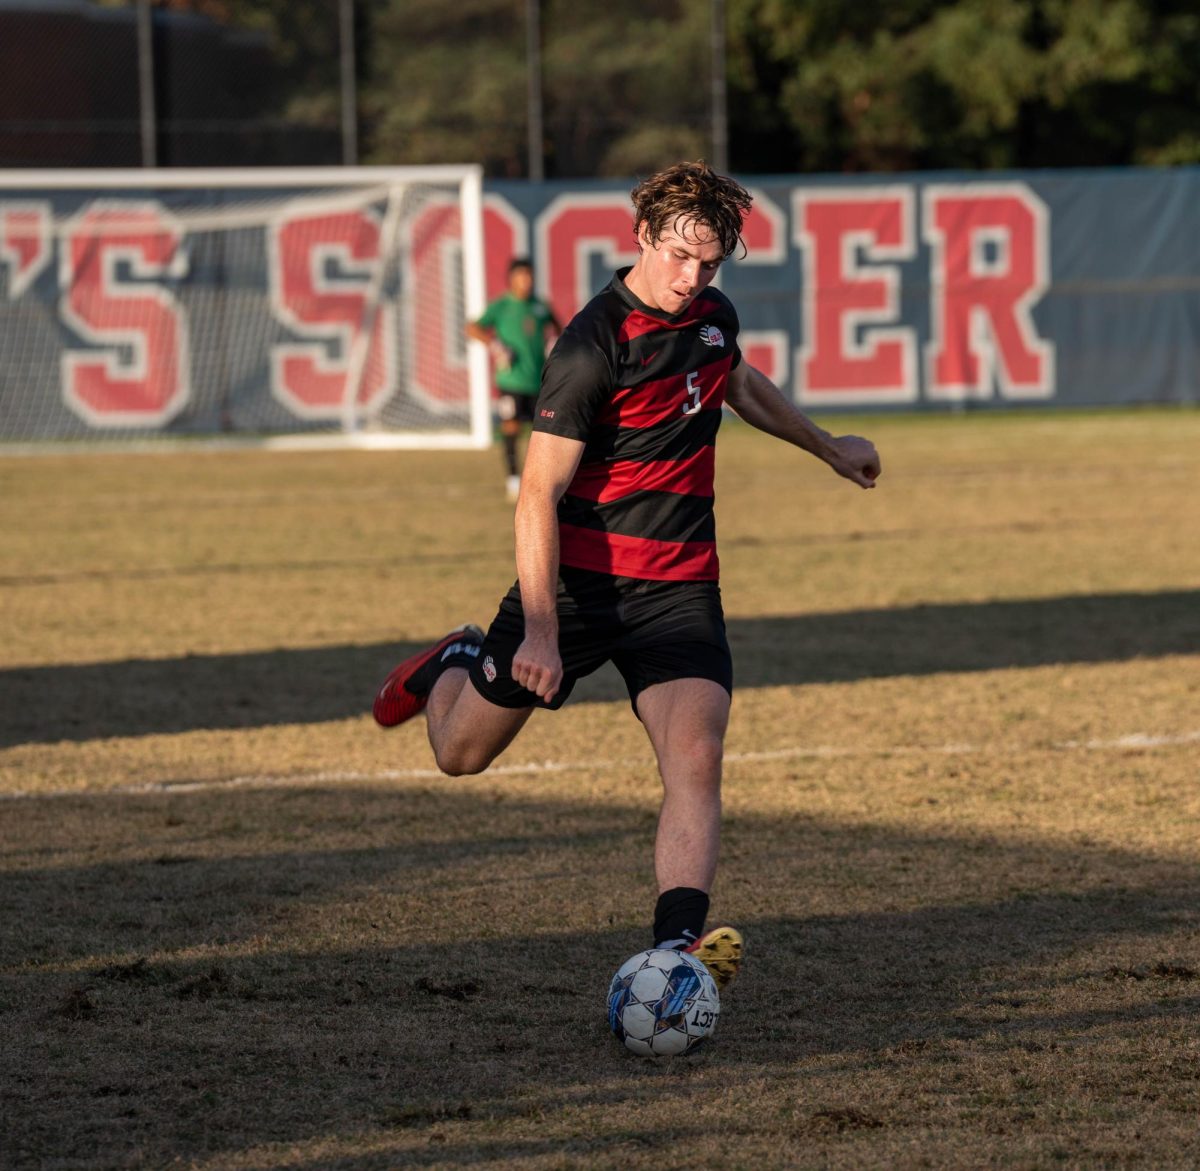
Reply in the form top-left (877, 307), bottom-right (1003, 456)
top-left (375, 161), bottom-right (880, 991)
top-left (466, 257), bottom-right (561, 501)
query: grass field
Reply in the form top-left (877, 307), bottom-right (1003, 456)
top-left (2, 409), bottom-right (1199, 1170)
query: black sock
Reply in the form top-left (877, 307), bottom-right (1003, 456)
top-left (502, 433), bottom-right (519, 476)
top-left (406, 629), bottom-right (483, 696)
top-left (653, 887), bottom-right (710, 949)
top-left (435, 626), bottom-right (483, 680)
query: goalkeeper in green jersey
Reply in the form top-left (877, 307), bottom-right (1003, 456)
top-left (467, 257), bottom-right (561, 501)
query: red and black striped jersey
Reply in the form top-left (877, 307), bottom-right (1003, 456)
top-left (532, 268), bottom-right (741, 582)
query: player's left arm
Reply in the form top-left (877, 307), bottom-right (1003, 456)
top-left (724, 360), bottom-right (880, 489)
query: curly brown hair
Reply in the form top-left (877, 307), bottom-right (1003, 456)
top-left (630, 160), bottom-right (753, 260)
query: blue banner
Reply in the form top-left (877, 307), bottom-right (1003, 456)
top-left (1, 166), bottom-right (1195, 444)
top-left (486, 167), bottom-right (1200, 410)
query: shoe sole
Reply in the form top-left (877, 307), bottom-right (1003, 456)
top-left (372, 624), bottom-right (483, 728)
top-left (687, 926), bottom-right (743, 991)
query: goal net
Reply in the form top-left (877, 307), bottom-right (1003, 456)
top-left (0, 166), bottom-right (490, 450)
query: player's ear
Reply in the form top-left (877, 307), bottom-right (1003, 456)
top-left (634, 220), bottom-right (649, 253)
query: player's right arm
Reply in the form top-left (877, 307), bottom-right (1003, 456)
top-left (466, 302), bottom-right (513, 368)
top-left (464, 299), bottom-right (495, 344)
top-left (514, 322), bottom-right (612, 702)
top-left (511, 431), bottom-right (585, 703)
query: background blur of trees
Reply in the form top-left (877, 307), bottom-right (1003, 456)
top-left (363, 1), bottom-right (712, 177)
top-left (727, 0), bottom-right (1200, 171)
top-left (365, 0), bottom-right (1200, 174)
top-left (2, 0), bottom-right (1197, 173)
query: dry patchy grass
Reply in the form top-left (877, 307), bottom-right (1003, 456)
top-left (1, 409), bottom-right (1199, 1170)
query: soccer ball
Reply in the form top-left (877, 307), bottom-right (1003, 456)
top-left (607, 948), bottom-right (720, 1057)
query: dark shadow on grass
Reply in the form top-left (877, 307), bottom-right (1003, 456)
top-left (3, 782), bottom-right (1200, 1166)
top-left (2, 588), bottom-right (1197, 747)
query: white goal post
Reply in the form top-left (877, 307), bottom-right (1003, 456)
top-left (0, 166), bottom-right (491, 451)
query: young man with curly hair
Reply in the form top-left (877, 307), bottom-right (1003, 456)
top-left (373, 161), bottom-right (881, 990)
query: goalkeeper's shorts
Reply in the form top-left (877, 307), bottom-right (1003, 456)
top-left (496, 392), bottom-right (537, 423)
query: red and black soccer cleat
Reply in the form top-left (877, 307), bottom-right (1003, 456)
top-left (372, 624), bottom-right (484, 728)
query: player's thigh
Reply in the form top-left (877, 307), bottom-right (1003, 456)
top-left (444, 676), bottom-right (534, 745)
top-left (434, 677), bottom-right (534, 774)
top-left (635, 677), bottom-right (731, 784)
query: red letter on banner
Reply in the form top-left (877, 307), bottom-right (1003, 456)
top-left (483, 194), bottom-right (526, 301)
top-left (60, 202), bottom-right (190, 427)
top-left (794, 187), bottom-right (917, 405)
top-left (536, 194), bottom-right (640, 323)
top-left (736, 189), bottom-right (789, 387)
top-left (923, 184), bottom-right (1054, 400)
top-left (269, 203), bottom-right (396, 419)
top-left (404, 198), bottom-right (472, 410)
top-left (1, 202), bottom-right (51, 298)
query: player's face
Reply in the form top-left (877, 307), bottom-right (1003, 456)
top-left (631, 217), bottom-right (724, 315)
top-left (508, 265), bottom-right (534, 299)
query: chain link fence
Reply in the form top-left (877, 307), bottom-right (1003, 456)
top-left (0, 0), bottom-right (342, 169)
top-left (0, 0), bottom-right (713, 177)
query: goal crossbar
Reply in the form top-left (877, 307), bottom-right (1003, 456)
top-left (0, 166), bottom-right (490, 451)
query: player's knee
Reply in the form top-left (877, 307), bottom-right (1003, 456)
top-left (692, 726), bottom-right (725, 764)
top-left (665, 732), bottom-right (724, 787)
top-left (433, 742), bottom-right (492, 777)
top-left (696, 739), bottom-right (725, 785)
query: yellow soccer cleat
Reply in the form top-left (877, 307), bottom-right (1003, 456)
top-left (685, 925), bottom-right (743, 991)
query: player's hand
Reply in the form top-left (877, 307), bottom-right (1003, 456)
top-left (512, 632), bottom-right (563, 703)
top-left (489, 340), bottom-right (514, 371)
top-left (827, 435), bottom-right (881, 488)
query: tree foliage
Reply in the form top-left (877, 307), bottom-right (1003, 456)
top-left (361, 0), bottom-right (708, 177)
top-left (117, 0), bottom-right (1200, 175)
top-left (365, 0), bottom-right (1200, 174)
top-left (727, 0), bottom-right (1200, 171)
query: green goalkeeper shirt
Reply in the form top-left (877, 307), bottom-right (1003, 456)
top-left (476, 292), bottom-right (556, 395)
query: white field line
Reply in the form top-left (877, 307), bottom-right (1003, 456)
top-left (3, 730), bottom-right (1198, 802)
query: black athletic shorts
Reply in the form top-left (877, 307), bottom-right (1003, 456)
top-left (469, 567), bottom-right (733, 715)
top-left (496, 392), bottom-right (537, 424)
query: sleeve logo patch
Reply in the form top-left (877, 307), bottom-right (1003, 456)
top-left (699, 325), bottom-right (725, 348)
top-left (540, 408), bottom-right (555, 418)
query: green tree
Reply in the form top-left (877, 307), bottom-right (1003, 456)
top-left (363, 0), bottom-right (528, 175)
top-left (540, 1), bottom-right (708, 177)
top-left (362, 0), bottom-right (708, 177)
top-left (110, 0), bottom-right (1200, 175)
top-left (727, 0), bottom-right (1200, 172)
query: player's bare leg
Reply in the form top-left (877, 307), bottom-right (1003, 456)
top-left (372, 625), bottom-right (531, 776)
top-left (425, 669), bottom-right (533, 776)
top-left (500, 418), bottom-right (523, 501)
top-left (637, 676), bottom-right (729, 890)
top-left (636, 676), bottom-right (742, 988)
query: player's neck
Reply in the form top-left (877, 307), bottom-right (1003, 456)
top-left (622, 260), bottom-right (658, 313)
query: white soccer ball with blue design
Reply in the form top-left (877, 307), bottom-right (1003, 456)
top-left (607, 947), bottom-right (720, 1056)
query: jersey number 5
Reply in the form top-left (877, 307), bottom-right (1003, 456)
top-left (683, 370), bottom-right (702, 415)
